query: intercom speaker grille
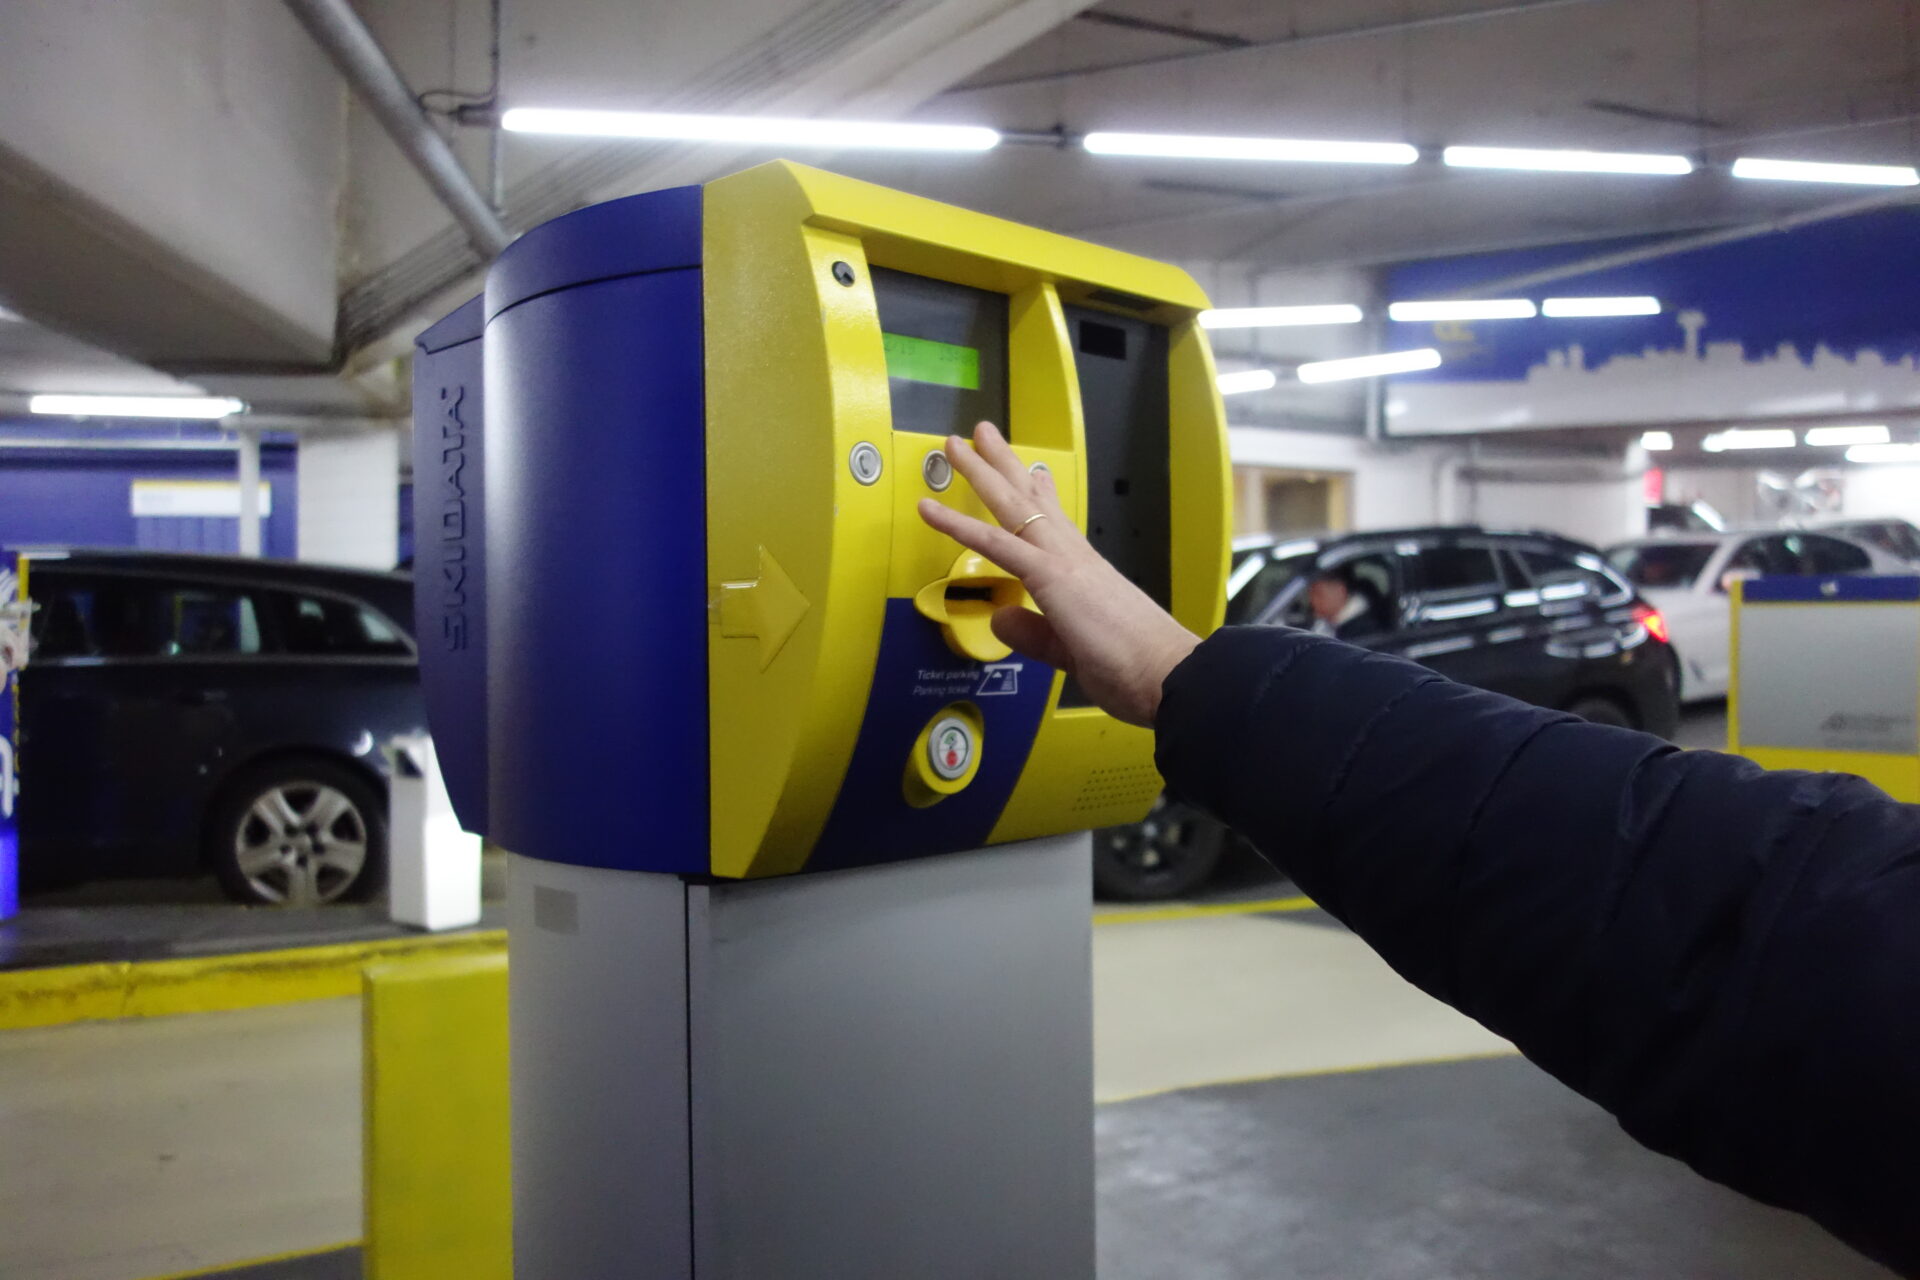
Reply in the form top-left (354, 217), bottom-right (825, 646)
top-left (1071, 763), bottom-right (1164, 819)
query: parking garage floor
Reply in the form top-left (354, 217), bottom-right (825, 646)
top-left (9, 703), bottom-right (1879, 1280)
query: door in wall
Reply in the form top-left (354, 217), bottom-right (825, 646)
top-left (1233, 467), bottom-right (1351, 536)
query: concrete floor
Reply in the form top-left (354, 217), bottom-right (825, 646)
top-left (8, 703), bottom-right (1873, 1280)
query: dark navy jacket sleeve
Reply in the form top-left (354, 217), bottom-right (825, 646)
top-left (1155, 626), bottom-right (1920, 1276)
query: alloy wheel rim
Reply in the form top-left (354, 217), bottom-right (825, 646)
top-left (234, 782), bottom-right (369, 905)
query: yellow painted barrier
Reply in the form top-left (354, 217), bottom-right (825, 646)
top-left (0, 929), bottom-right (506, 1031)
top-left (363, 952), bottom-right (511, 1280)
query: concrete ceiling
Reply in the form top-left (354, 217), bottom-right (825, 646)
top-left (839, 0), bottom-right (1920, 272)
top-left (1, 0), bottom-right (1915, 426)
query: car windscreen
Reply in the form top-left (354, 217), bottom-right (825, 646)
top-left (1607, 542), bottom-right (1716, 590)
top-left (1225, 549), bottom-right (1315, 625)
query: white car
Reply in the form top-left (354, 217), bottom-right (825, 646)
top-left (1799, 517), bottom-right (1920, 568)
top-left (1604, 529), bottom-right (1906, 702)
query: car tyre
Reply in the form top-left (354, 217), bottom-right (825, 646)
top-left (1093, 793), bottom-right (1226, 902)
top-left (1565, 696), bottom-right (1635, 730)
top-left (208, 757), bottom-right (387, 906)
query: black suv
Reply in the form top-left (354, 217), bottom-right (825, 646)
top-left (1097, 526), bottom-right (1681, 900)
top-left (20, 551), bottom-right (424, 904)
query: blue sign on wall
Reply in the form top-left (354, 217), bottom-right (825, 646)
top-left (1381, 207), bottom-right (1920, 434)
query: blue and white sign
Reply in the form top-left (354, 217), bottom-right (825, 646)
top-left (1383, 208), bottom-right (1920, 434)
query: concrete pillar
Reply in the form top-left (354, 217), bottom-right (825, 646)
top-left (236, 428), bottom-right (263, 557)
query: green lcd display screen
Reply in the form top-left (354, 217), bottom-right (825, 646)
top-left (883, 333), bottom-right (980, 390)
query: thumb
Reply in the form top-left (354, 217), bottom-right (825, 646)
top-left (991, 606), bottom-right (1073, 671)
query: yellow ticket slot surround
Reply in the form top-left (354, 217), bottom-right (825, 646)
top-left (704, 162), bottom-right (1229, 879)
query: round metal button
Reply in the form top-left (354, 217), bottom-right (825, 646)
top-left (849, 441), bottom-right (883, 485)
top-left (1028, 460), bottom-right (1052, 480)
top-left (922, 450), bottom-right (953, 491)
top-left (926, 715), bottom-right (975, 781)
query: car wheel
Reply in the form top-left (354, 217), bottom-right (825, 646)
top-left (1093, 794), bottom-right (1226, 902)
top-left (208, 758), bottom-right (386, 906)
top-left (1565, 696), bottom-right (1635, 729)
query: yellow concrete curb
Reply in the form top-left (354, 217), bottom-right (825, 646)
top-left (1092, 894), bottom-right (1318, 926)
top-left (0, 929), bottom-right (507, 1031)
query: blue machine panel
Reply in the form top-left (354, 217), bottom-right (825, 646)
top-left (1744, 575), bottom-right (1920, 603)
top-left (808, 600), bottom-right (1052, 872)
top-left (484, 265), bottom-right (710, 873)
top-left (411, 296), bottom-right (488, 833)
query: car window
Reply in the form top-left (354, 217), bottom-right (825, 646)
top-left (1515, 547), bottom-right (1621, 603)
top-left (164, 586), bottom-right (263, 655)
top-left (1798, 534), bottom-right (1871, 574)
top-left (1891, 523), bottom-right (1920, 561)
top-left (1606, 542), bottom-right (1715, 590)
top-left (1408, 544), bottom-right (1502, 595)
top-left (272, 591), bottom-right (413, 657)
top-left (1275, 550), bottom-right (1401, 635)
top-left (30, 574), bottom-right (160, 658)
top-left (1833, 523), bottom-right (1900, 557)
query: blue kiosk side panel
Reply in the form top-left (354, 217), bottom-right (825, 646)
top-left (483, 224), bottom-right (709, 873)
top-left (411, 296), bottom-right (489, 835)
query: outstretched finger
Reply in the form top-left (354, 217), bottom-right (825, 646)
top-left (917, 499), bottom-right (1047, 579)
top-left (943, 434), bottom-right (1032, 529)
top-left (971, 422), bottom-right (1031, 490)
top-left (991, 606), bottom-right (1073, 670)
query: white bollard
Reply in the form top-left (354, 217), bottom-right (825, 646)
top-left (386, 734), bottom-right (484, 931)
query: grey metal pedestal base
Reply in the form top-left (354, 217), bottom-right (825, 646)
top-left (507, 834), bottom-right (1095, 1280)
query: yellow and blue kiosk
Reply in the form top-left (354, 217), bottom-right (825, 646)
top-left (414, 160), bottom-right (1230, 1278)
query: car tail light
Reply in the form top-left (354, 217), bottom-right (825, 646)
top-left (1634, 603), bottom-right (1670, 645)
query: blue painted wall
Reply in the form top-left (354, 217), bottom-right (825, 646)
top-left (1383, 206), bottom-right (1920, 383)
top-left (0, 424), bottom-right (298, 557)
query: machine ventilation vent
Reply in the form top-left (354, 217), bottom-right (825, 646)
top-left (1071, 763), bottom-right (1163, 815)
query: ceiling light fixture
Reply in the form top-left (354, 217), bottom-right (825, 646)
top-left (1216, 369), bottom-right (1279, 395)
top-left (1702, 428), bottom-right (1796, 452)
top-left (1082, 131), bottom-right (1418, 165)
top-left (1731, 156), bottom-right (1920, 186)
top-left (29, 394), bottom-right (245, 420)
top-left (1388, 299), bottom-right (1537, 322)
top-left (1641, 431), bottom-right (1674, 451)
top-left (1542, 296), bottom-right (1662, 318)
top-left (1199, 304), bottom-right (1365, 329)
top-left (1443, 145), bottom-right (1693, 176)
top-left (500, 108), bottom-right (1002, 151)
top-left (1804, 424), bottom-right (1891, 447)
top-left (1847, 442), bottom-right (1920, 464)
top-left (1297, 349), bottom-right (1442, 384)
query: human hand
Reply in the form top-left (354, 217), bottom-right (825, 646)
top-left (916, 422), bottom-right (1200, 728)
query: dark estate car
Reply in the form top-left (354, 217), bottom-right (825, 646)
top-left (1096, 525), bottom-right (1682, 900)
top-left (19, 551), bottom-right (423, 904)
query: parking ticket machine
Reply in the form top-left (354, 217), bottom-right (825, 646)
top-left (413, 160), bottom-right (1230, 1278)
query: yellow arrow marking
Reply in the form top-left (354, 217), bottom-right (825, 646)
top-left (718, 547), bottom-right (810, 669)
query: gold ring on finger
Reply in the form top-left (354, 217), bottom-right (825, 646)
top-left (1012, 512), bottom-right (1048, 537)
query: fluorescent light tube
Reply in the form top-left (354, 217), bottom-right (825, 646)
top-left (1297, 349), bottom-right (1442, 384)
top-left (1732, 157), bottom-right (1919, 186)
top-left (1847, 442), bottom-right (1920, 463)
top-left (1216, 369), bottom-right (1278, 395)
top-left (1443, 146), bottom-right (1692, 175)
top-left (30, 394), bottom-right (245, 420)
top-left (1641, 431), bottom-right (1674, 451)
top-left (1388, 299), bottom-right (1536, 322)
top-left (1702, 428), bottom-right (1795, 452)
top-left (501, 108), bottom-right (1001, 152)
top-left (1199, 304), bottom-right (1364, 329)
top-left (1542, 296), bottom-right (1661, 318)
top-left (1804, 425), bottom-right (1890, 447)
top-left (1083, 132), bottom-right (1418, 165)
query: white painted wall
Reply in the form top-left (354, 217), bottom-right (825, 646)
top-left (1842, 466), bottom-right (1920, 523)
top-left (0, 0), bottom-right (344, 344)
top-left (1468, 472), bottom-right (1645, 549)
top-left (298, 430), bottom-right (401, 570)
top-left (1229, 427), bottom-right (1447, 531)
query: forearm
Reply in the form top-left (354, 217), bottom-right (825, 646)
top-left (1155, 627), bottom-right (1920, 1274)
